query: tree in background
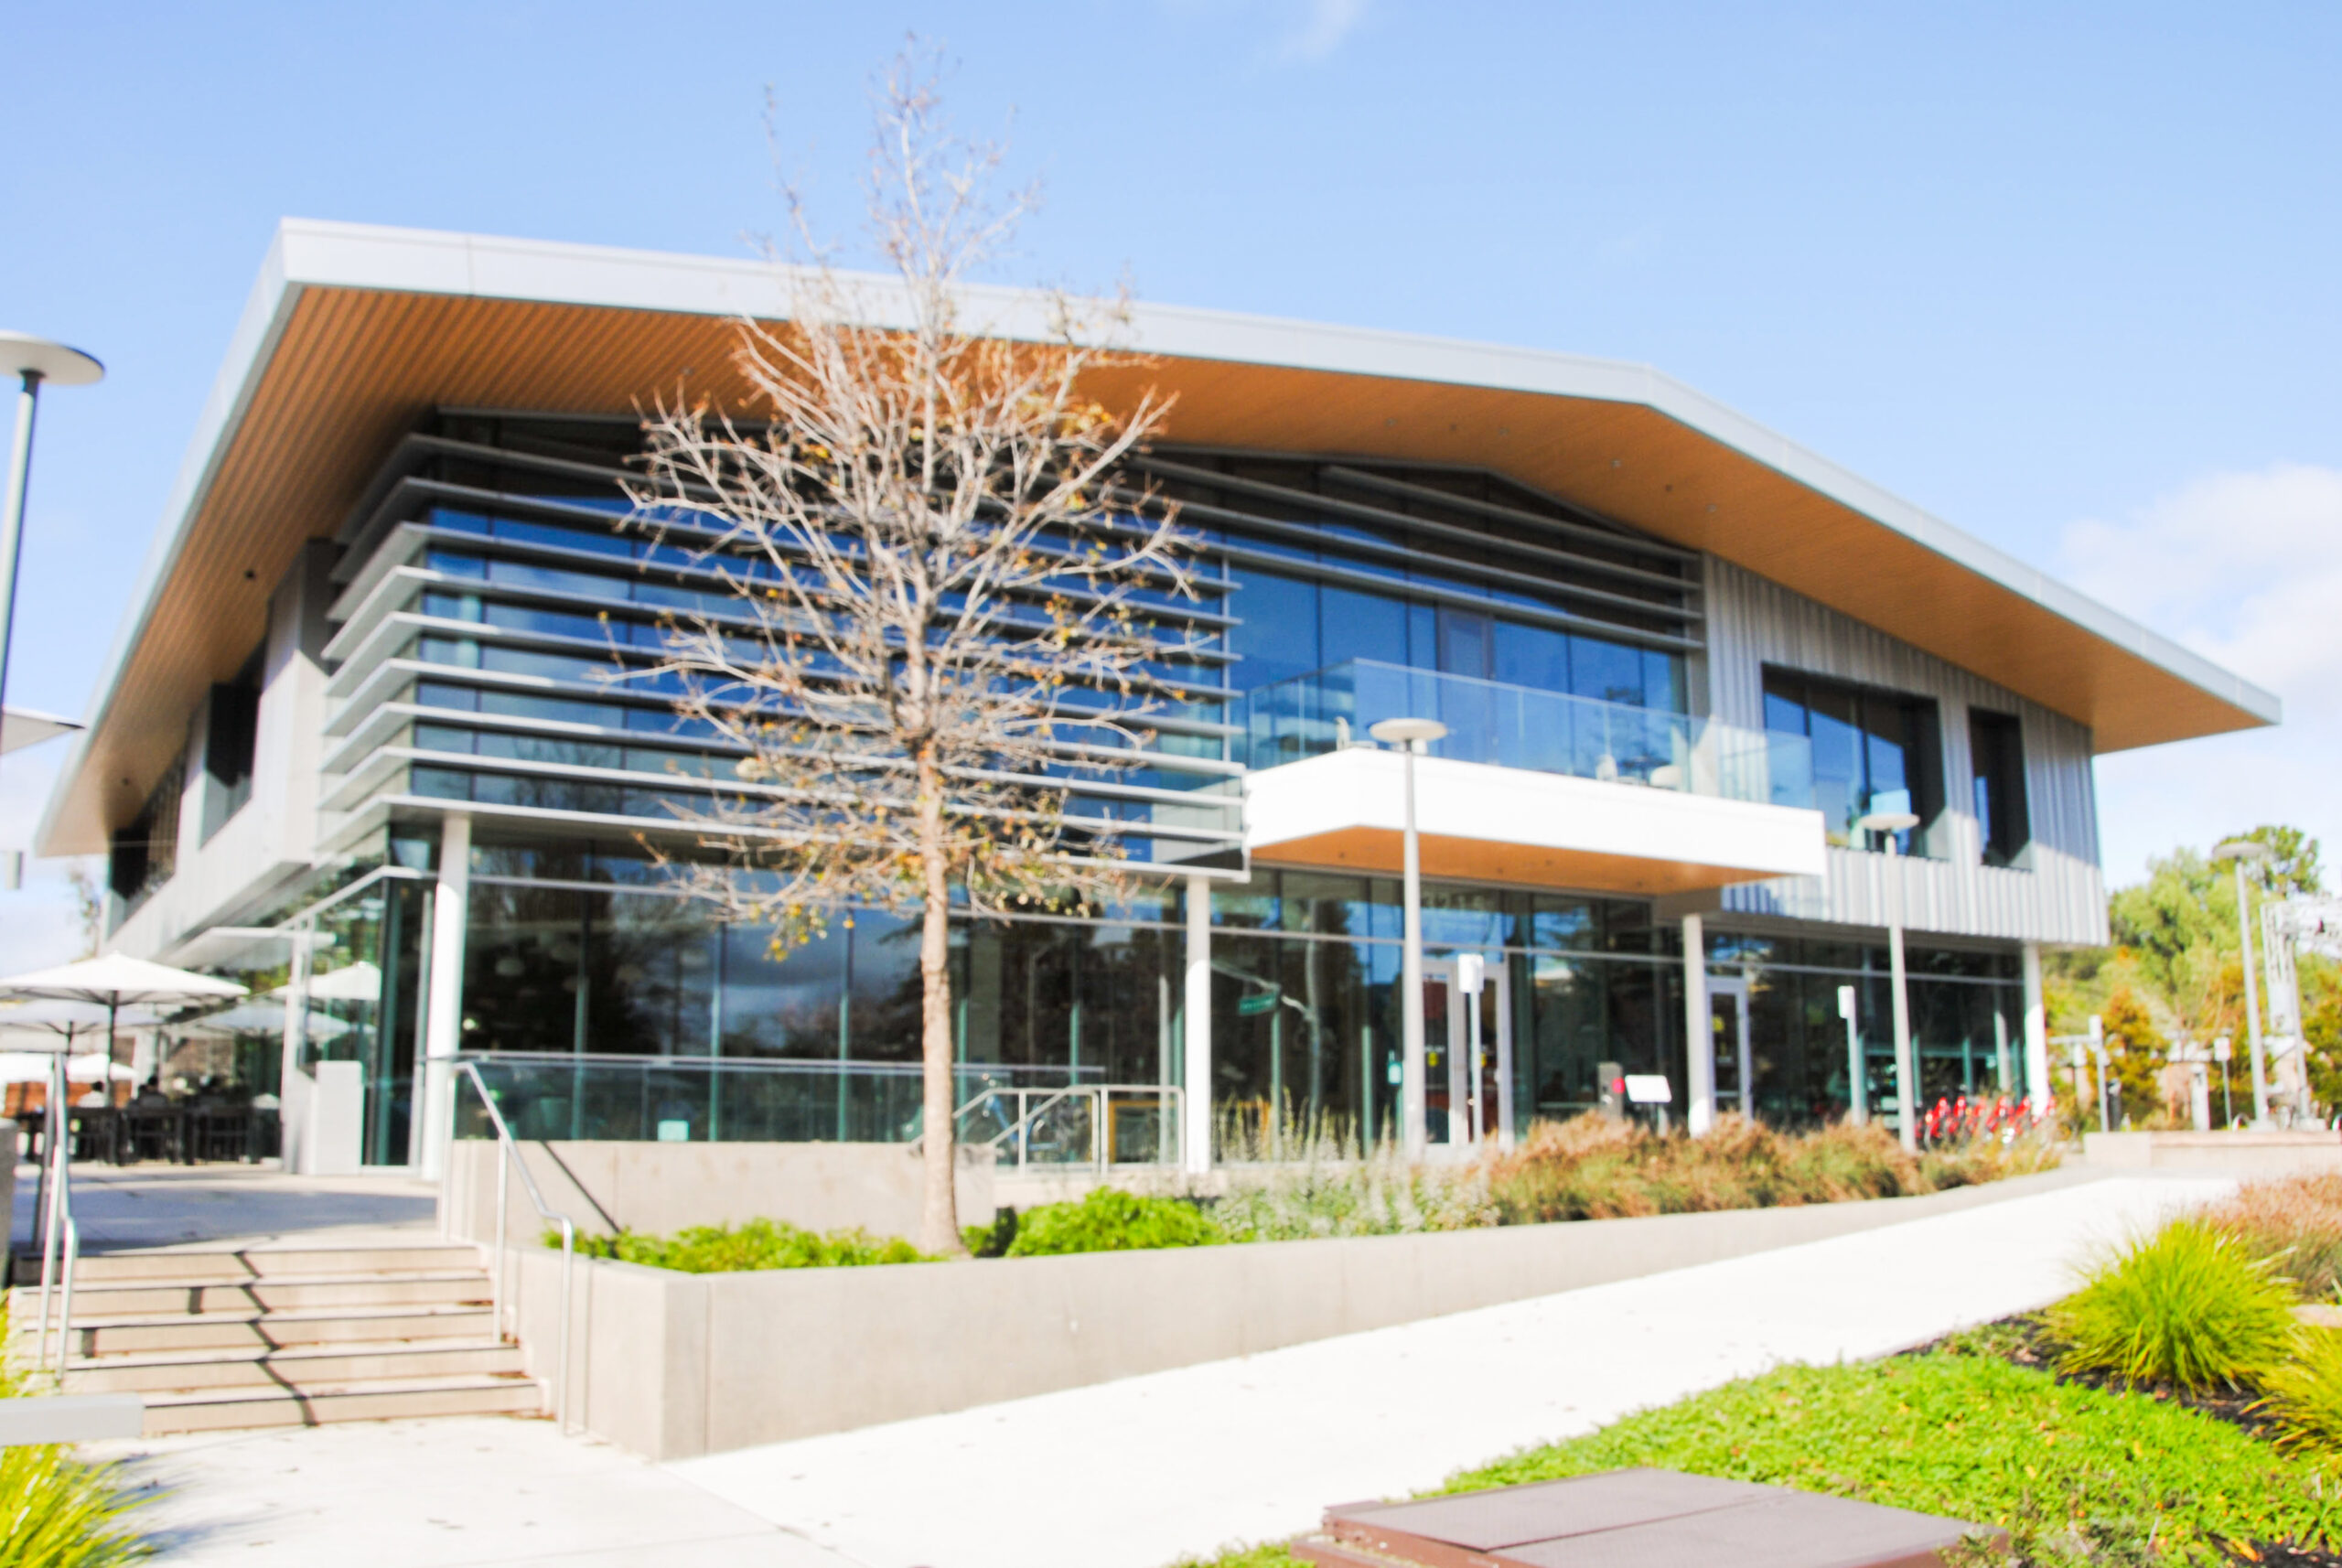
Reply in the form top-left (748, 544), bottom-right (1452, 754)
top-left (623, 54), bottom-right (1201, 1251)
top-left (2053, 823), bottom-right (2336, 1122)
top-left (2098, 985), bottom-right (2166, 1125)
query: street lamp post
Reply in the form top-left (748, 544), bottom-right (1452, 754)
top-left (0, 334), bottom-right (103, 758)
top-left (2212, 839), bottom-right (2273, 1127)
top-left (1370, 716), bottom-right (1446, 1161)
top-left (1858, 810), bottom-right (1922, 1152)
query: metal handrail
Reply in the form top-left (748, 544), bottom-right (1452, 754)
top-left (452, 1060), bottom-right (578, 1434)
top-left (946, 1083), bottom-right (1184, 1173)
top-left (49, 1218), bottom-right (79, 1378)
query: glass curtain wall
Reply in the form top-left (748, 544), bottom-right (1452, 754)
top-left (1709, 930), bottom-right (2025, 1124)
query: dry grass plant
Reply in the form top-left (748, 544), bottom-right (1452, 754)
top-left (2205, 1172), bottom-right (2342, 1299)
top-left (1486, 1113), bottom-right (2061, 1224)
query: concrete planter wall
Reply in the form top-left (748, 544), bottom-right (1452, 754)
top-left (2084, 1130), bottom-right (2342, 1174)
top-left (507, 1168), bottom-right (2083, 1460)
top-left (443, 1139), bottom-right (995, 1250)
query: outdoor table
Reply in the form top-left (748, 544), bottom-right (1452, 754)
top-left (1294, 1468), bottom-right (1997, 1568)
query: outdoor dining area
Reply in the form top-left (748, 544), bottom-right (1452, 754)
top-left (0, 951), bottom-right (279, 1172)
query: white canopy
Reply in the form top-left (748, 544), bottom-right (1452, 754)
top-left (179, 1002), bottom-right (350, 1041)
top-left (0, 999), bottom-right (162, 1047)
top-left (0, 706), bottom-right (83, 756)
top-left (0, 1051), bottom-right (138, 1084)
top-left (0, 953), bottom-right (247, 1008)
top-left (274, 961), bottom-right (381, 1004)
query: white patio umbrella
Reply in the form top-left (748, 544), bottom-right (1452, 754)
top-left (0, 1051), bottom-right (134, 1084)
top-left (177, 1000), bottom-right (351, 1043)
top-left (0, 957), bottom-right (247, 1289)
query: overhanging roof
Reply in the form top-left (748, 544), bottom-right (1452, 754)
top-left (37, 218), bottom-right (2279, 854)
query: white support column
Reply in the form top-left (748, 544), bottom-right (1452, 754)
top-left (1181, 874), bottom-right (1212, 1176)
top-left (2021, 941), bottom-right (2050, 1106)
top-left (1889, 921), bottom-right (1916, 1152)
top-left (277, 929), bottom-right (313, 1173)
top-left (1681, 913), bottom-right (1714, 1136)
top-left (418, 812), bottom-right (472, 1181)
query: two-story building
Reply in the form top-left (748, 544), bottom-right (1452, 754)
top-left (36, 220), bottom-right (2279, 1175)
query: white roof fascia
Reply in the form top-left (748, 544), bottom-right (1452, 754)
top-left (47, 219), bottom-right (2280, 857)
top-left (268, 220), bottom-right (2275, 730)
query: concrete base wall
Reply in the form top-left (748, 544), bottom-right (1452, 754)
top-left (2084, 1130), bottom-right (2342, 1175)
top-left (442, 1139), bottom-right (995, 1251)
top-left (510, 1167), bottom-right (2089, 1460)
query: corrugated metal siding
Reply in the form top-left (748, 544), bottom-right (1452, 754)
top-left (1708, 556), bottom-right (2109, 946)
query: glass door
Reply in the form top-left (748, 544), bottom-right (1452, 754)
top-left (1709, 979), bottom-right (1753, 1120)
top-left (1429, 955), bottom-right (1513, 1149)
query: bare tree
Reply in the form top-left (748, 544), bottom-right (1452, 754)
top-left (620, 55), bottom-right (1200, 1252)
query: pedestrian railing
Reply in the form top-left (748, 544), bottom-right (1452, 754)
top-left (451, 1059), bottom-right (579, 1434)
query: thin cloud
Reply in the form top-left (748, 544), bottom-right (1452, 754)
top-left (2060, 463), bottom-right (2342, 884)
top-left (1279, 0), bottom-right (1368, 61)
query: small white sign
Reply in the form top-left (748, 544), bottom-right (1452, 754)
top-left (656, 1119), bottom-right (692, 1142)
top-left (1624, 1074), bottom-right (1673, 1105)
top-left (1836, 984), bottom-right (1856, 1023)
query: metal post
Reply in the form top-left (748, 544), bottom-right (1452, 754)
top-left (493, 1135), bottom-right (510, 1338)
top-left (2237, 857), bottom-right (2270, 1126)
top-left (1682, 913), bottom-right (1713, 1135)
top-left (0, 372), bottom-right (44, 732)
top-left (36, 1051), bottom-right (65, 1347)
top-left (1398, 741), bottom-right (1427, 1159)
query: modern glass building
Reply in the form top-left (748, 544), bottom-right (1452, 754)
top-left (38, 220), bottom-right (2281, 1175)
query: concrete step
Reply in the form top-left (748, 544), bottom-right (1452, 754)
top-left (33, 1303), bottom-right (500, 1356)
top-left (52, 1271), bottom-right (489, 1316)
top-left (11, 1244), bottom-right (484, 1287)
top-left (61, 1337), bottom-right (526, 1395)
top-left (138, 1373), bottom-right (543, 1434)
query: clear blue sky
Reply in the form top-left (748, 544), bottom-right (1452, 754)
top-left (5, 1), bottom-right (2340, 924)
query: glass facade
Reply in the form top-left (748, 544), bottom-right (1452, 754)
top-left (203, 413), bottom-right (2045, 1163)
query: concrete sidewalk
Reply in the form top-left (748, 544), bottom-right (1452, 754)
top-left (672, 1174), bottom-right (2226, 1568)
top-left (11, 1162), bottom-right (436, 1255)
top-left (94, 1173), bottom-right (2222, 1568)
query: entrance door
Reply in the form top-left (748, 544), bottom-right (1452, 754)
top-left (1708, 979), bottom-right (1754, 1120)
top-left (1424, 955), bottom-right (1513, 1149)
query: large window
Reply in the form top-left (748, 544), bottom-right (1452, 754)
top-left (1227, 567), bottom-right (1685, 710)
top-left (1968, 709), bottom-right (2030, 868)
top-left (1762, 670), bottom-right (1943, 854)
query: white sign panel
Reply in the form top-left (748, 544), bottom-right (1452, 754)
top-left (1624, 1074), bottom-right (1673, 1105)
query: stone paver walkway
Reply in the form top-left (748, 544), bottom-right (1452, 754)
top-left (90, 1173), bottom-right (2223, 1568)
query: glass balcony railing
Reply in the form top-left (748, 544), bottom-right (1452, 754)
top-left (1239, 660), bottom-right (1810, 806)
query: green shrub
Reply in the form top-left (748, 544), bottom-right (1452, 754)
top-left (2252, 1327), bottom-right (2342, 1454)
top-left (962, 1208), bottom-right (1018, 1259)
top-left (2046, 1218), bottom-right (2300, 1391)
top-left (1003, 1187), bottom-right (1223, 1256)
top-left (568, 1218), bottom-right (929, 1273)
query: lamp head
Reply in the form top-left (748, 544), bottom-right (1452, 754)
top-left (2212, 839), bottom-right (2272, 865)
top-left (0, 332), bottom-right (102, 387)
top-left (1856, 811), bottom-right (1920, 835)
top-left (1369, 717), bottom-right (1447, 746)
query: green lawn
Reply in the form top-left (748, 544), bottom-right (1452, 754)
top-left (1176, 1350), bottom-right (2342, 1567)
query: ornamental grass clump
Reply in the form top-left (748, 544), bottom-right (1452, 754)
top-left (2206, 1172), bottom-right (2342, 1299)
top-left (570, 1218), bottom-right (929, 1272)
top-left (1212, 1112), bottom-right (1496, 1240)
top-left (1485, 1112), bottom-right (1980, 1223)
top-left (1004, 1187), bottom-right (1224, 1255)
top-left (2047, 1217), bottom-right (2301, 1391)
top-left (0, 1310), bottom-right (154, 1568)
top-left (2252, 1327), bottom-right (2342, 1454)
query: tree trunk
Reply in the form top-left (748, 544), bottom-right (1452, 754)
top-left (916, 745), bottom-right (964, 1256)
